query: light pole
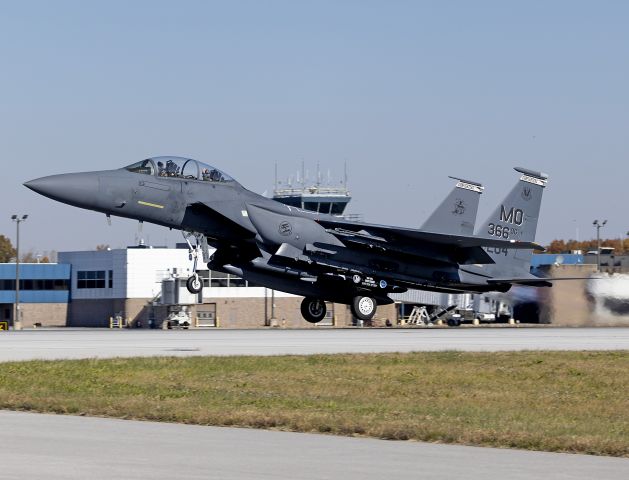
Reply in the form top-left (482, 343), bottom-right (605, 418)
top-left (11, 214), bottom-right (28, 330)
top-left (592, 219), bottom-right (607, 273)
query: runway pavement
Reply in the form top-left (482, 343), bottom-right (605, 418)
top-left (0, 327), bottom-right (628, 361)
top-left (1, 411), bottom-right (627, 480)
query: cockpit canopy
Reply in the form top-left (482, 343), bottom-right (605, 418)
top-left (124, 156), bottom-right (234, 183)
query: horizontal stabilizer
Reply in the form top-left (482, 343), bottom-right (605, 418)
top-left (316, 218), bottom-right (545, 251)
top-left (486, 276), bottom-right (593, 287)
top-left (487, 278), bottom-right (552, 287)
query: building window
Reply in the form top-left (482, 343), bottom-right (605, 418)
top-left (108, 270), bottom-right (113, 288)
top-left (53, 279), bottom-right (70, 290)
top-left (77, 270), bottom-right (106, 289)
top-left (0, 279), bottom-right (69, 291)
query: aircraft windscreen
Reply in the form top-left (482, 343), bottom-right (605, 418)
top-left (124, 159), bottom-right (155, 175)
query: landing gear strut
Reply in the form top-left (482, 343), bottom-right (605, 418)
top-left (351, 295), bottom-right (377, 321)
top-left (183, 231), bottom-right (209, 294)
top-left (300, 297), bottom-right (327, 324)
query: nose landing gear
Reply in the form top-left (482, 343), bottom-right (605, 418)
top-left (183, 231), bottom-right (210, 294)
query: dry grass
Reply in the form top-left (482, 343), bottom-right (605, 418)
top-left (0, 351), bottom-right (627, 456)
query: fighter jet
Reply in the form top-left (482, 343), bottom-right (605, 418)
top-left (24, 156), bottom-right (547, 323)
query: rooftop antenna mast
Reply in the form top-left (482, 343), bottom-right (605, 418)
top-left (301, 159), bottom-right (305, 191)
top-left (274, 162), bottom-right (278, 192)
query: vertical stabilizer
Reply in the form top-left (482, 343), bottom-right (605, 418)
top-left (421, 177), bottom-right (483, 235)
top-left (476, 167), bottom-right (548, 276)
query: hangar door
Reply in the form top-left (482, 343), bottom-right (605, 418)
top-left (196, 304), bottom-right (217, 327)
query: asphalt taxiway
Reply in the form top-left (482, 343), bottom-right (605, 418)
top-left (1, 411), bottom-right (627, 480)
top-left (1, 327), bottom-right (628, 361)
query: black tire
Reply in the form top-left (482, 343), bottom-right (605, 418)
top-left (300, 297), bottom-right (327, 324)
top-left (447, 318), bottom-right (461, 327)
top-left (351, 296), bottom-right (377, 321)
top-left (186, 275), bottom-right (203, 294)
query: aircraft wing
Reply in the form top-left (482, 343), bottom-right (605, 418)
top-left (315, 218), bottom-right (545, 251)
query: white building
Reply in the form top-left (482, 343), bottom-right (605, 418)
top-left (58, 246), bottom-right (193, 327)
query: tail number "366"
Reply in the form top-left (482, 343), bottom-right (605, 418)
top-left (487, 223), bottom-right (510, 239)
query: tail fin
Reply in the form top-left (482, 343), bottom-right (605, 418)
top-left (476, 167), bottom-right (548, 276)
top-left (421, 177), bottom-right (483, 235)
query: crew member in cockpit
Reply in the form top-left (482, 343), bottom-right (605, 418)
top-left (201, 167), bottom-right (223, 182)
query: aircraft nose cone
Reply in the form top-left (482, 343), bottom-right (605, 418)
top-left (23, 177), bottom-right (54, 194)
top-left (24, 172), bottom-right (101, 209)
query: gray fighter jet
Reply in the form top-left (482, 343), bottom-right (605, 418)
top-left (24, 156), bottom-right (548, 323)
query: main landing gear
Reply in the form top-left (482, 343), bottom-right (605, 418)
top-left (300, 297), bottom-right (327, 324)
top-left (300, 295), bottom-right (378, 323)
top-left (351, 295), bottom-right (377, 321)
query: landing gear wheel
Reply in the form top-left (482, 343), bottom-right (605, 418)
top-left (351, 296), bottom-right (377, 321)
top-left (186, 274), bottom-right (203, 294)
top-left (447, 318), bottom-right (461, 327)
top-left (301, 297), bottom-right (327, 324)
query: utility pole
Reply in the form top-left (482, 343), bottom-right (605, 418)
top-left (593, 219), bottom-right (607, 273)
top-left (11, 214), bottom-right (28, 330)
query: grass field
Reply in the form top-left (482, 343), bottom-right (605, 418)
top-left (1, 351), bottom-right (627, 456)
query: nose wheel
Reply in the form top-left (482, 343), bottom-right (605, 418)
top-left (186, 274), bottom-right (203, 294)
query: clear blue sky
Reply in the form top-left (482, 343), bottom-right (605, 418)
top-left (1, 0), bottom-right (628, 253)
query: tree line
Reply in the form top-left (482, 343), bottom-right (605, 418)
top-left (0, 235), bottom-right (56, 263)
top-left (544, 238), bottom-right (629, 254)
